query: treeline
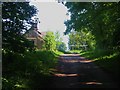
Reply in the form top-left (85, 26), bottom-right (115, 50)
top-left (43, 31), bottom-right (67, 52)
top-left (68, 30), bottom-right (95, 50)
top-left (64, 2), bottom-right (120, 52)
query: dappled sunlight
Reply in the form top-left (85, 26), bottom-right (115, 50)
top-left (79, 60), bottom-right (94, 63)
top-left (59, 55), bottom-right (94, 63)
top-left (54, 73), bottom-right (79, 77)
top-left (60, 59), bottom-right (94, 63)
top-left (69, 81), bottom-right (103, 86)
top-left (94, 53), bottom-right (118, 61)
top-left (81, 81), bottom-right (103, 85)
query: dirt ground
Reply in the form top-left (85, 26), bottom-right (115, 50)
top-left (46, 54), bottom-right (119, 88)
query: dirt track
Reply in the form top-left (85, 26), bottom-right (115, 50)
top-left (48, 54), bottom-right (119, 88)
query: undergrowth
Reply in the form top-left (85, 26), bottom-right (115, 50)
top-left (2, 50), bottom-right (60, 89)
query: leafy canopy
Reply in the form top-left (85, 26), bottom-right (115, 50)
top-left (64, 2), bottom-right (120, 50)
top-left (2, 2), bottom-right (37, 53)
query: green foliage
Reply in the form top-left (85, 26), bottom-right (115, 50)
top-left (64, 2), bottom-right (120, 79)
top-left (80, 49), bottom-right (114, 59)
top-left (94, 53), bottom-right (120, 76)
top-left (80, 49), bottom-right (120, 77)
top-left (54, 31), bottom-right (67, 52)
top-left (43, 31), bottom-right (67, 52)
top-left (55, 50), bottom-right (64, 55)
top-left (64, 2), bottom-right (120, 51)
top-left (2, 50), bottom-right (58, 89)
top-left (2, 3), bottom-right (38, 88)
top-left (69, 50), bottom-right (82, 54)
top-left (44, 31), bottom-right (56, 51)
top-left (58, 42), bottom-right (67, 52)
top-left (68, 30), bottom-right (95, 50)
top-left (55, 31), bottom-right (63, 50)
top-left (2, 2), bottom-right (37, 54)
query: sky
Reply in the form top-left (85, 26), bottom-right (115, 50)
top-left (30, 0), bottom-right (70, 50)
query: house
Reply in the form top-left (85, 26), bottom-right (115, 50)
top-left (24, 21), bottom-right (45, 49)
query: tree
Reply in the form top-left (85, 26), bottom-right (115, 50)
top-left (54, 31), bottom-right (63, 50)
top-left (2, 2), bottom-right (37, 54)
top-left (54, 31), bottom-right (67, 52)
top-left (58, 42), bottom-right (67, 52)
top-left (68, 29), bottom-right (95, 50)
top-left (44, 31), bottom-right (56, 51)
top-left (64, 2), bottom-right (120, 51)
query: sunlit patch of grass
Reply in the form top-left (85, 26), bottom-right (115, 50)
top-left (69, 50), bottom-right (83, 54)
top-left (94, 53), bottom-right (118, 61)
top-left (54, 50), bottom-right (64, 56)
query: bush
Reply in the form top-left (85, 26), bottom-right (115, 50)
top-left (2, 50), bottom-right (58, 89)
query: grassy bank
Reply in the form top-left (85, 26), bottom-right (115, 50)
top-left (2, 50), bottom-right (61, 89)
top-left (80, 49), bottom-right (120, 78)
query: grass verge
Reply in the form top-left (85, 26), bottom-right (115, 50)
top-left (80, 49), bottom-right (120, 79)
